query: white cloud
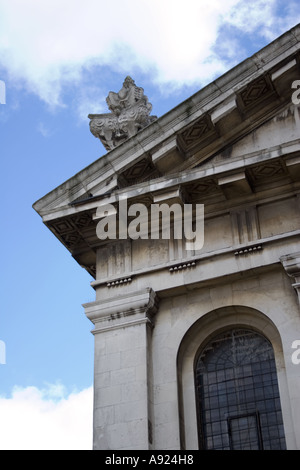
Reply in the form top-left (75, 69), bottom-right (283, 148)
top-left (0, 384), bottom-right (93, 450)
top-left (75, 85), bottom-right (107, 122)
top-left (223, 0), bottom-right (277, 34)
top-left (0, 0), bottom-right (299, 109)
top-left (37, 121), bottom-right (53, 137)
top-left (224, 0), bottom-right (300, 40)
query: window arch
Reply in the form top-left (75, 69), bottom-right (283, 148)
top-left (195, 328), bottom-right (286, 450)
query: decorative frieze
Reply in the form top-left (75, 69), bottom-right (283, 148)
top-left (119, 156), bottom-right (161, 187)
top-left (247, 159), bottom-right (288, 186)
top-left (177, 114), bottom-right (217, 154)
top-left (169, 261), bottom-right (196, 272)
top-left (107, 277), bottom-right (133, 288)
top-left (234, 245), bottom-right (263, 256)
top-left (238, 75), bottom-right (276, 111)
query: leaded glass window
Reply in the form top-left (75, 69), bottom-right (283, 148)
top-left (195, 329), bottom-right (286, 450)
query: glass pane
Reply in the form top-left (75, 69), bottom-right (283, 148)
top-left (229, 414), bottom-right (261, 450)
top-left (195, 329), bottom-right (286, 450)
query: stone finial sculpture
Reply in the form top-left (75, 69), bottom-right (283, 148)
top-left (88, 76), bottom-right (157, 151)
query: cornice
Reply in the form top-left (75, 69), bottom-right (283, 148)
top-left (90, 230), bottom-right (300, 290)
top-left (41, 139), bottom-right (300, 222)
top-left (33, 25), bottom-right (300, 217)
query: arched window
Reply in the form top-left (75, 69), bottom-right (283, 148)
top-left (195, 329), bottom-right (286, 450)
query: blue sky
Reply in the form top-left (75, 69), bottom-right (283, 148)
top-left (0, 0), bottom-right (299, 450)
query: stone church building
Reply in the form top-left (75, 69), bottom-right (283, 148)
top-left (34, 25), bottom-right (300, 450)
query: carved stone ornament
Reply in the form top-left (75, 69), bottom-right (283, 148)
top-left (281, 252), bottom-right (300, 306)
top-left (88, 76), bottom-right (157, 151)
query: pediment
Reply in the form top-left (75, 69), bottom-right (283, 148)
top-left (32, 25), bottom-right (300, 279)
top-left (34, 31), bottom-right (300, 218)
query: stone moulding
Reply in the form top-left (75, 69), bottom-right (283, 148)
top-left (169, 261), bottom-right (196, 272)
top-left (234, 245), bottom-right (263, 256)
top-left (83, 288), bottom-right (159, 332)
top-left (106, 276), bottom-right (133, 287)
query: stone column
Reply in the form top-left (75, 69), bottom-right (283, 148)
top-left (281, 252), bottom-right (300, 305)
top-left (83, 288), bottom-right (159, 450)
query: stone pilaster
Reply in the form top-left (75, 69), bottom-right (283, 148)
top-left (83, 288), bottom-right (159, 450)
top-left (281, 252), bottom-right (300, 305)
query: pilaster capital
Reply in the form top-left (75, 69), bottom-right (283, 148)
top-left (281, 252), bottom-right (300, 304)
top-left (281, 252), bottom-right (300, 278)
top-left (83, 288), bottom-right (159, 333)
